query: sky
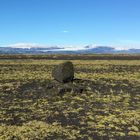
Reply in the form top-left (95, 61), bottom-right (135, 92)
top-left (0, 0), bottom-right (140, 49)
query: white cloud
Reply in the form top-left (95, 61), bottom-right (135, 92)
top-left (62, 30), bottom-right (69, 33)
top-left (8, 43), bottom-right (38, 48)
top-left (59, 44), bottom-right (96, 51)
top-left (7, 43), bottom-right (51, 49)
top-left (5, 42), bottom-right (140, 51)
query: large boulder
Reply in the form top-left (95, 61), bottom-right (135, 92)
top-left (52, 61), bottom-right (74, 83)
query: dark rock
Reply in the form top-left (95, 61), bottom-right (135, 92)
top-left (46, 83), bottom-right (54, 89)
top-left (58, 87), bottom-right (65, 95)
top-left (57, 87), bottom-right (72, 95)
top-left (52, 61), bottom-right (74, 83)
top-left (72, 86), bottom-right (84, 93)
top-left (57, 84), bottom-right (85, 95)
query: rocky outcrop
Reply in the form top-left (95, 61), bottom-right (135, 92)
top-left (52, 61), bottom-right (74, 83)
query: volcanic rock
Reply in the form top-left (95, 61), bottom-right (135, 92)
top-left (52, 61), bottom-right (74, 83)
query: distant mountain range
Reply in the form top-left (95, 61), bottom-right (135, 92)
top-left (0, 45), bottom-right (140, 54)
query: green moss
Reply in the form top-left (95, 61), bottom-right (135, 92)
top-left (0, 58), bottom-right (140, 139)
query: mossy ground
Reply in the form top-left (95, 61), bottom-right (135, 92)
top-left (0, 59), bottom-right (140, 139)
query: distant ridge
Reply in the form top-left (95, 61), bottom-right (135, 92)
top-left (0, 45), bottom-right (140, 54)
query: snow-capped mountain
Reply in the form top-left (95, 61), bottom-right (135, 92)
top-left (0, 45), bottom-right (140, 54)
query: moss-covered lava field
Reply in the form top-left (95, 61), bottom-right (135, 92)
top-left (0, 55), bottom-right (140, 140)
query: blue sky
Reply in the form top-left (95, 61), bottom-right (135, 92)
top-left (0, 0), bottom-right (140, 48)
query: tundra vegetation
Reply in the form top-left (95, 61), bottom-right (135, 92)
top-left (0, 55), bottom-right (140, 140)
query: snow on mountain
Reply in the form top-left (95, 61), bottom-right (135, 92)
top-left (0, 44), bottom-right (140, 54)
